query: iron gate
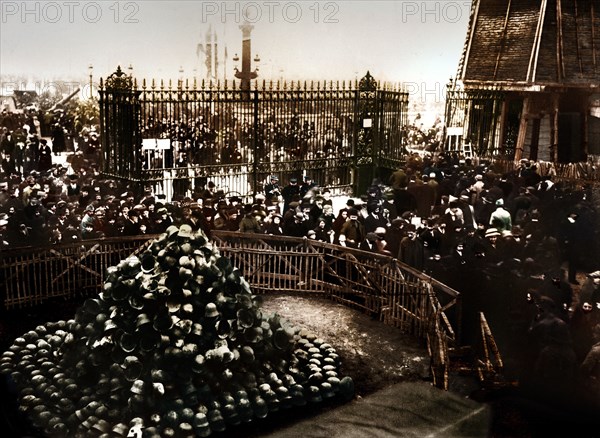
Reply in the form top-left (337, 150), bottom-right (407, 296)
top-left (99, 68), bottom-right (409, 199)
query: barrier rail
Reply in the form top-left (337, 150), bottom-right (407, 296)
top-left (0, 231), bottom-right (460, 390)
top-left (490, 158), bottom-right (600, 185)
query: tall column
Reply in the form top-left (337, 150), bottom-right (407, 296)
top-left (235, 24), bottom-right (258, 90)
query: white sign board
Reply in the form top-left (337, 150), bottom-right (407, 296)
top-left (142, 139), bottom-right (171, 150)
top-left (363, 118), bottom-right (372, 128)
top-left (446, 127), bottom-right (463, 136)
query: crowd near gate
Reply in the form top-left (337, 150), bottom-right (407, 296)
top-left (99, 67), bottom-right (409, 199)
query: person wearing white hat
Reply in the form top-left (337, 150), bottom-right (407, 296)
top-left (484, 227), bottom-right (502, 262)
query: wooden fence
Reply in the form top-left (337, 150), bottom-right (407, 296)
top-left (0, 237), bottom-right (154, 308)
top-left (490, 157), bottom-right (600, 186)
top-left (0, 232), bottom-right (460, 390)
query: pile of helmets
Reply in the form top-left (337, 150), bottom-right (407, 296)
top-left (0, 224), bottom-right (354, 437)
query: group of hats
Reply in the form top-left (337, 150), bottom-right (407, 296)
top-left (0, 224), bottom-right (354, 437)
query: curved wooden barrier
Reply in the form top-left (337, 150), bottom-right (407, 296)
top-left (0, 231), bottom-right (461, 390)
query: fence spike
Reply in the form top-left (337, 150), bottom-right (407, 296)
top-left (142, 78), bottom-right (146, 89)
top-left (169, 79), bottom-right (173, 90)
top-left (185, 78), bottom-right (189, 90)
top-left (160, 79), bottom-right (164, 89)
top-left (201, 79), bottom-right (205, 89)
top-left (133, 78), bottom-right (138, 89)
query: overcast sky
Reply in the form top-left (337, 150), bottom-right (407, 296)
top-left (1, 1), bottom-right (471, 96)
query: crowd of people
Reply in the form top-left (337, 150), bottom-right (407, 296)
top-left (142, 110), bottom-right (356, 169)
top-left (2, 109), bottom-right (600, 413)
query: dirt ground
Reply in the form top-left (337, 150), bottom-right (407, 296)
top-left (260, 293), bottom-right (431, 395)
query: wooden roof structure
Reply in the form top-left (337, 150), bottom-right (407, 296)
top-left (457, 0), bottom-right (600, 88)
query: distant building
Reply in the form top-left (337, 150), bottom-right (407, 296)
top-left (446, 0), bottom-right (600, 163)
top-left (0, 90), bottom-right (39, 113)
top-left (0, 95), bottom-right (17, 113)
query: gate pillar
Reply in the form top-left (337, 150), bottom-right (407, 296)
top-left (354, 72), bottom-right (378, 195)
top-left (99, 66), bottom-right (142, 188)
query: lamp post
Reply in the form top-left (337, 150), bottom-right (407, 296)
top-left (88, 64), bottom-right (93, 99)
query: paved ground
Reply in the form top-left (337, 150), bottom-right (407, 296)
top-left (261, 381), bottom-right (490, 438)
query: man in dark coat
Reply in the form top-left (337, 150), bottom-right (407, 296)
top-left (51, 123), bottom-right (66, 155)
top-left (38, 139), bottom-right (52, 172)
top-left (339, 208), bottom-right (365, 249)
top-left (560, 212), bottom-right (585, 284)
top-left (283, 211), bottom-right (308, 238)
top-left (122, 210), bottom-right (141, 236)
top-left (263, 175), bottom-right (281, 204)
top-left (363, 202), bottom-right (387, 234)
top-left (393, 187), bottom-right (417, 217)
top-left (399, 225), bottom-right (425, 270)
top-left (281, 177), bottom-right (300, 212)
top-left (300, 175), bottom-right (317, 198)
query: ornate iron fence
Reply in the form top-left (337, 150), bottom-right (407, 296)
top-left (99, 69), bottom-right (409, 198)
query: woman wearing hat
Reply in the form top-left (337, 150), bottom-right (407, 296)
top-left (313, 217), bottom-right (333, 243)
top-left (263, 213), bottom-right (284, 236)
top-left (239, 205), bottom-right (262, 234)
top-left (484, 227), bottom-right (502, 262)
